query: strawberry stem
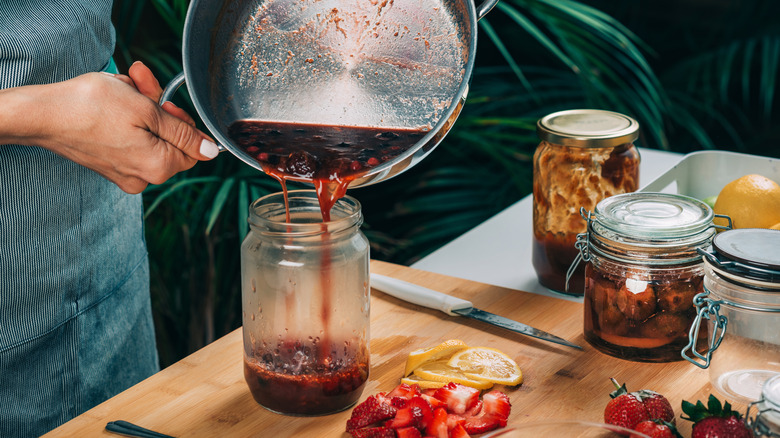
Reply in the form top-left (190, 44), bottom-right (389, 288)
top-left (608, 378), bottom-right (628, 399)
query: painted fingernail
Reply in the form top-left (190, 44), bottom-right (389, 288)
top-left (199, 139), bottom-right (220, 159)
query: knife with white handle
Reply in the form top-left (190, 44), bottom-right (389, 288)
top-left (371, 274), bottom-right (582, 350)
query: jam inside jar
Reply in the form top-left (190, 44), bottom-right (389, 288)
top-left (584, 257), bottom-right (705, 362)
top-left (241, 191), bottom-right (370, 415)
top-left (533, 110), bottom-right (640, 296)
top-left (578, 192), bottom-right (716, 362)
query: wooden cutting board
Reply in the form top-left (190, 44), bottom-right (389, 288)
top-left (44, 260), bottom-right (731, 437)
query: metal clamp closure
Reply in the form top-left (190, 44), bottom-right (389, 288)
top-left (713, 213), bottom-right (733, 231)
top-left (681, 291), bottom-right (728, 368)
top-left (746, 399), bottom-right (779, 437)
top-left (565, 208), bottom-right (594, 293)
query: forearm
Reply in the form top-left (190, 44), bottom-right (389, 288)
top-left (0, 84), bottom-right (50, 147)
top-left (0, 70), bottom-right (216, 194)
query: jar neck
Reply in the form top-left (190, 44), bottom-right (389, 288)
top-left (248, 190), bottom-right (363, 238)
top-left (703, 260), bottom-right (780, 311)
top-left (588, 221), bottom-right (714, 266)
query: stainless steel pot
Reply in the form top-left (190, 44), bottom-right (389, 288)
top-left (162, 0), bottom-right (498, 188)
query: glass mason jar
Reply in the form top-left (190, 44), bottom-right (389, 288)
top-left (577, 193), bottom-right (717, 362)
top-left (241, 190), bottom-right (370, 416)
top-left (747, 375), bottom-right (780, 437)
top-left (533, 109), bottom-right (640, 296)
top-left (683, 229), bottom-right (780, 404)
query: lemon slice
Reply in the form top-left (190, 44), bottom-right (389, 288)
top-left (447, 347), bottom-right (523, 386)
top-left (404, 339), bottom-right (469, 376)
top-left (413, 360), bottom-right (494, 390)
top-left (399, 374), bottom-right (448, 389)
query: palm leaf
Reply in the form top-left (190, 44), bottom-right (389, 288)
top-left (205, 178), bottom-right (235, 235)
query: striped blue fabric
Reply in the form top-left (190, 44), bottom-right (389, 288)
top-left (0, 2), bottom-right (159, 436)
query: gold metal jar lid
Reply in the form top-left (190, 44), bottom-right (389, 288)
top-left (537, 109), bottom-right (640, 147)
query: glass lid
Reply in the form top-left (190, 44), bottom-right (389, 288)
top-left (709, 228), bottom-right (780, 283)
top-left (594, 192), bottom-right (714, 239)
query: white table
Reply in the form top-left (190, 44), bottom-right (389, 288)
top-left (411, 147), bottom-right (685, 301)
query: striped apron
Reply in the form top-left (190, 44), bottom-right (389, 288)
top-left (0, 2), bottom-right (159, 436)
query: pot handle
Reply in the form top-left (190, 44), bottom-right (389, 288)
top-left (160, 72), bottom-right (186, 106)
top-left (159, 72), bottom-right (226, 152)
top-left (477, 0), bottom-right (500, 20)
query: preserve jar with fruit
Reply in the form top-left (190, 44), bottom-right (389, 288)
top-left (533, 109), bottom-right (640, 296)
top-left (241, 190), bottom-right (370, 415)
top-left (683, 228), bottom-right (780, 404)
top-left (577, 192), bottom-right (718, 362)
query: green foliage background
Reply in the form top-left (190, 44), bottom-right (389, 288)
top-left (112, 0), bottom-right (780, 366)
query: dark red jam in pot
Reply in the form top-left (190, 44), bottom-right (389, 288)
top-left (227, 120), bottom-right (425, 181)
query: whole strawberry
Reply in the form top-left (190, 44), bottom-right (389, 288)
top-left (604, 378), bottom-right (675, 430)
top-left (634, 420), bottom-right (682, 438)
top-left (681, 394), bottom-right (753, 438)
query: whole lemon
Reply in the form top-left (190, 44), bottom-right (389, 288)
top-left (713, 174), bottom-right (780, 229)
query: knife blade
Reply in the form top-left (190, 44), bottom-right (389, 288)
top-left (371, 274), bottom-right (582, 350)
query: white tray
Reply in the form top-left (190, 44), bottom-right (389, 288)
top-left (640, 150), bottom-right (780, 199)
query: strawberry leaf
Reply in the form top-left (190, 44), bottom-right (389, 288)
top-left (681, 394), bottom-right (743, 423)
top-left (707, 394), bottom-right (723, 416)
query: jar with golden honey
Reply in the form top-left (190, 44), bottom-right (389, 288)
top-left (579, 193), bottom-right (716, 362)
top-left (533, 109), bottom-right (640, 296)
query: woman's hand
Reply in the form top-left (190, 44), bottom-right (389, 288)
top-left (0, 63), bottom-right (219, 194)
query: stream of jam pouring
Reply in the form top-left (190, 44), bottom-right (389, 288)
top-left (231, 120), bottom-right (424, 415)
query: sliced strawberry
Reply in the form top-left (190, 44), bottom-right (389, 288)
top-left (389, 383), bottom-right (422, 409)
top-left (425, 407), bottom-right (450, 438)
top-left (462, 415), bottom-right (502, 435)
top-left (446, 413), bottom-right (465, 430)
top-left (346, 394), bottom-right (397, 431)
top-left (461, 390), bottom-right (511, 434)
top-left (481, 391), bottom-right (511, 424)
top-left (420, 393), bottom-right (446, 410)
top-left (388, 383), bottom-right (422, 400)
top-left (395, 426), bottom-right (422, 438)
top-left (386, 396), bottom-right (433, 430)
top-left (409, 396), bottom-right (434, 429)
top-left (450, 424), bottom-right (472, 438)
top-left (391, 398), bottom-right (409, 409)
top-left (348, 425), bottom-right (395, 438)
top-left (432, 382), bottom-right (480, 415)
top-left (464, 400), bottom-right (482, 417)
top-left (386, 405), bottom-right (415, 429)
